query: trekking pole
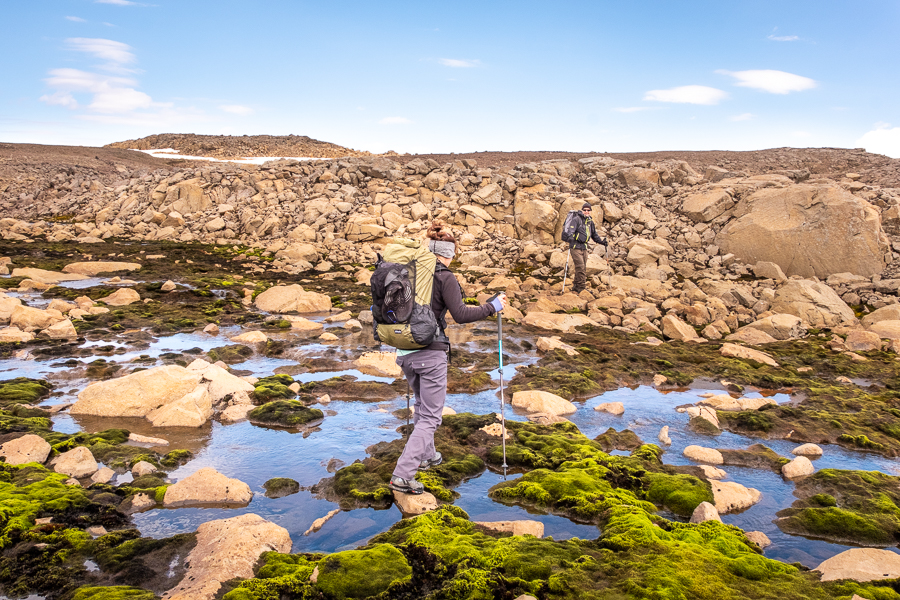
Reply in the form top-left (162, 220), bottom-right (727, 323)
top-left (561, 248), bottom-right (571, 293)
top-left (497, 304), bottom-right (508, 480)
top-left (405, 381), bottom-right (411, 435)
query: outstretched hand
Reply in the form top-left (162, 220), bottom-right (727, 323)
top-left (489, 293), bottom-right (508, 312)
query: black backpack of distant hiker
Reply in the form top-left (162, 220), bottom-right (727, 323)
top-left (561, 210), bottom-right (582, 244)
top-left (370, 239), bottom-right (442, 350)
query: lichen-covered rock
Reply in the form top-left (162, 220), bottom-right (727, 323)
top-left (164, 513), bottom-right (291, 600)
top-left (72, 365), bottom-right (202, 418)
top-left (54, 446), bottom-right (98, 478)
top-left (511, 390), bottom-right (576, 415)
top-left (0, 433), bottom-right (51, 465)
top-left (103, 287), bottom-right (141, 306)
top-left (163, 467), bottom-right (253, 508)
top-left (264, 477), bottom-right (300, 498)
top-left (255, 284), bottom-right (331, 313)
top-left (711, 480), bottom-right (762, 513)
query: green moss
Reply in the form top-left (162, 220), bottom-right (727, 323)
top-left (248, 400), bottom-right (323, 427)
top-left (263, 478), bottom-right (300, 498)
top-left (0, 377), bottom-right (53, 408)
top-left (222, 552), bottom-right (321, 600)
top-left (159, 449), bottom-right (192, 468)
top-left (595, 427), bottom-right (643, 452)
top-left (70, 586), bottom-right (158, 600)
top-left (646, 473), bottom-right (715, 516)
top-left (207, 344), bottom-right (254, 364)
top-left (718, 444), bottom-right (790, 472)
top-left (315, 544), bottom-right (412, 599)
top-left (253, 375), bottom-right (296, 402)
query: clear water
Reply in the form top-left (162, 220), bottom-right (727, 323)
top-left (4, 318), bottom-right (899, 568)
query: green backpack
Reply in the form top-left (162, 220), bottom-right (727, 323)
top-left (370, 238), bottom-right (443, 350)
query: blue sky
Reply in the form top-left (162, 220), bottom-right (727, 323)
top-left (2, 0), bottom-right (899, 157)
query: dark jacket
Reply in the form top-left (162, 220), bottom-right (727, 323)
top-left (569, 213), bottom-right (606, 251)
top-left (424, 263), bottom-right (495, 351)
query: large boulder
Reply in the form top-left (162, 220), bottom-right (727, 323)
top-left (521, 312), bottom-right (599, 333)
top-left (163, 467), bottom-right (253, 508)
top-left (770, 280), bottom-right (857, 327)
top-left (0, 294), bottom-right (22, 324)
top-left (104, 288), bottom-right (141, 306)
top-left (626, 238), bottom-right (672, 267)
top-left (355, 351), bottom-right (403, 378)
top-left (10, 305), bottom-right (66, 331)
top-left (10, 267), bottom-right (87, 284)
top-left (815, 548), bottom-right (900, 582)
top-left (680, 189), bottom-right (735, 223)
top-left (782, 456), bottom-right (815, 478)
top-left (862, 305), bottom-right (900, 327)
top-left (255, 285), bottom-right (332, 313)
top-left (62, 261), bottom-right (141, 276)
top-left (147, 387), bottom-right (212, 427)
top-left (661, 315), bottom-right (700, 341)
top-left (514, 198), bottom-right (558, 244)
top-left (186, 359), bottom-right (254, 403)
top-left (715, 184), bottom-right (889, 278)
top-left (164, 513), bottom-right (291, 600)
top-left (71, 365), bottom-right (202, 418)
top-left (511, 390), bottom-right (576, 415)
top-left (742, 314), bottom-right (806, 340)
top-left (867, 320), bottom-right (900, 340)
top-left (0, 434), bottom-right (51, 465)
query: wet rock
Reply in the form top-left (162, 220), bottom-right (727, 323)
top-left (343, 319), bottom-right (362, 330)
top-left (230, 330), bottom-right (268, 344)
top-left (147, 387), bottom-right (213, 427)
top-left (43, 318), bottom-right (77, 339)
top-left (770, 279), bottom-right (857, 328)
top-left (511, 390), bottom-right (576, 415)
top-left (661, 314), bottom-right (700, 341)
top-left (62, 261), bottom-right (141, 276)
top-left (782, 456), bottom-right (815, 479)
top-left (792, 443), bottom-right (823, 457)
top-left (393, 490), bottom-right (438, 515)
top-left (536, 336), bottom-right (578, 356)
top-left (10, 305), bottom-right (66, 331)
top-left (319, 332), bottom-right (339, 341)
top-left (745, 531), bottom-right (772, 548)
top-left (161, 280), bottom-right (177, 291)
top-left (354, 351), bottom-right (402, 378)
top-left (685, 406), bottom-right (720, 429)
top-left (255, 284), bottom-right (332, 313)
top-left (658, 425), bottom-right (671, 445)
top-left (594, 402), bottom-right (624, 416)
top-left (219, 403), bottom-right (253, 424)
top-left (11, 267), bottom-right (87, 284)
top-left (264, 477), bottom-right (300, 498)
top-left (91, 466), bottom-right (115, 484)
top-left (132, 460), bottom-right (158, 477)
top-left (652, 374), bottom-right (667, 387)
top-left (0, 433), bottom-right (51, 465)
top-left (54, 446), bottom-right (98, 478)
top-left (285, 315), bottom-right (324, 335)
top-left (187, 358), bottom-right (255, 403)
top-left (163, 467), bottom-right (253, 508)
top-left (73, 365), bottom-right (202, 418)
top-left (104, 287), bottom-right (141, 306)
top-left (123, 492), bottom-right (157, 514)
top-left (203, 323), bottom-right (219, 335)
top-left (128, 432), bottom-right (169, 445)
top-left (164, 513), bottom-right (291, 600)
top-left (698, 465), bottom-right (727, 479)
top-left (475, 520), bottom-right (544, 537)
top-left (304, 508), bottom-right (340, 535)
top-left (711, 480), bottom-right (762, 513)
top-left (0, 326), bottom-right (34, 342)
top-left (815, 548), bottom-right (900, 582)
top-left (683, 445), bottom-right (724, 465)
top-left (324, 310), bottom-right (352, 323)
top-left (689, 501), bottom-right (721, 523)
top-left (720, 343), bottom-right (779, 367)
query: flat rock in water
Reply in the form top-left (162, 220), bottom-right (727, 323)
top-left (683, 445), bottom-right (724, 465)
top-left (163, 467), bottom-right (253, 508)
top-left (132, 461), bottom-right (158, 477)
top-left (792, 443), bottom-right (823, 457)
top-left (711, 480), bottom-right (761, 513)
top-left (782, 456), bottom-right (815, 478)
top-left (355, 351), bottom-right (402, 378)
top-left (187, 359), bottom-right (255, 403)
top-left (104, 288), bottom-right (141, 306)
top-left (11, 267), bottom-right (87, 284)
top-left (720, 343), bottom-right (779, 367)
top-left (698, 465), bottom-right (727, 479)
top-left (230, 330), bottom-right (268, 344)
top-left (594, 402), bottom-right (624, 416)
top-left (815, 548), bottom-right (900, 582)
top-left (147, 387), bottom-right (212, 427)
top-left (128, 432), bottom-right (169, 445)
top-left (62, 261), bottom-right (141, 276)
top-left (511, 390), bottom-right (576, 415)
top-left (475, 520), bottom-right (544, 538)
top-left (304, 509), bottom-right (340, 535)
top-left (0, 434), bottom-right (51, 465)
top-left (393, 490), bottom-right (438, 515)
top-left (165, 513), bottom-right (292, 600)
top-left (536, 336), bottom-right (579, 356)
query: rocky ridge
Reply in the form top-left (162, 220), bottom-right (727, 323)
top-left (105, 133), bottom-right (371, 160)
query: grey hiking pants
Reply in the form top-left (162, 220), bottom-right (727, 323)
top-left (392, 349), bottom-right (448, 480)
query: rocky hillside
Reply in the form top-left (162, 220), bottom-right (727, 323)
top-left (105, 133), bottom-right (371, 160)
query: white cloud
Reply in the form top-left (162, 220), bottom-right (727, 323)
top-left (768, 34), bottom-right (799, 41)
top-left (220, 104), bottom-right (253, 115)
top-left (95, 0), bottom-right (139, 5)
top-left (438, 58), bottom-right (480, 68)
top-left (39, 91), bottom-right (78, 108)
top-left (857, 123), bottom-right (900, 158)
top-left (644, 85), bottom-right (728, 105)
top-left (730, 113), bottom-right (755, 121)
top-left (41, 68), bottom-right (158, 113)
top-left (65, 16), bottom-right (87, 22)
top-left (718, 69), bottom-right (816, 94)
top-left (612, 107), bottom-right (659, 113)
top-left (66, 38), bottom-right (135, 69)
top-left (379, 117), bottom-right (412, 125)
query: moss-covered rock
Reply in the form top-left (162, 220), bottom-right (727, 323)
top-left (595, 427), bottom-right (644, 452)
top-left (207, 344), bottom-right (253, 364)
top-left (253, 374), bottom-right (296, 402)
top-left (315, 544), bottom-right (412, 599)
top-left (70, 587), bottom-right (158, 600)
top-left (263, 477), bottom-right (300, 498)
top-left (719, 444), bottom-right (791, 472)
top-left (248, 400), bottom-right (323, 428)
top-left (0, 377), bottom-right (53, 408)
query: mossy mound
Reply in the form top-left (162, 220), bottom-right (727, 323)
top-left (207, 344), bottom-right (254, 364)
top-left (70, 587), bottom-right (158, 600)
top-left (595, 427), bottom-right (644, 452)
top-left (248, 400), bottom-right (323, 428)
top-left (446, 366), bottom-right (495, 394)
top-left (263, 477), bottom-right (300, 498)
top-left (315, 544), bottom-right (412, 599)
top-left (296, 374), bottom-right (406, 402)
top-left (0, 377), bottom-right (53, 408)
top-left (253, 374), bottom-right (296, 402)
top-left (222, 551), bottom-right (322, 600)
top-left (90, 531), bottom-right (196, 593)
top-left (718, 444), bottom-right (791, 472)
top-left (777, 468), bottom-right (900, 545)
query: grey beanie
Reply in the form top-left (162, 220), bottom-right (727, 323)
top-left (428, 239), bottom-right (456, 259)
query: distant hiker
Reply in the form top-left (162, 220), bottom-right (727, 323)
top-left (372, 220), bottom-right (507, 495)
top-left (561, 202), bottom-right (607, 293)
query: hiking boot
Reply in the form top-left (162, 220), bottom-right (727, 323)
top-left (388, 476), bottom-right (424, 495)
top-left (419, 452), bottom-right (442, 470)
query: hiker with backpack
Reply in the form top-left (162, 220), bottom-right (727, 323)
top-left (370, 220), bottom-right (507, 495)
top-left (561, 202), bottom-right (608, 293)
